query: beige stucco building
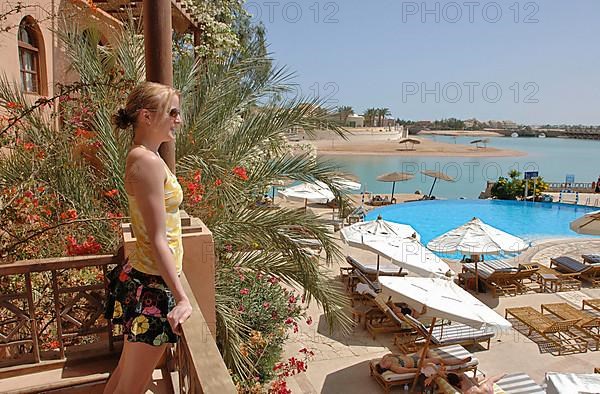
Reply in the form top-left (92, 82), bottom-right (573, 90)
top-left (0, 1), bottom-right (126, 101)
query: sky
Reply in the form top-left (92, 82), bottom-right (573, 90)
top-left (246, 0), bottom-right (600, 125)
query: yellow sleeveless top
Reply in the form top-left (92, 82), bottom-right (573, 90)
top-left (127, 147), bottom-right (184, 275)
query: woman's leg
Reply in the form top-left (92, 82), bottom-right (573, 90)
top-left (104, 339), bottom-right (168, 394)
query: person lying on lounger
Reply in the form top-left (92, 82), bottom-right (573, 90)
top-left (376, 348), bottom-right (471, 374)
top-left (446, 372), bottom-right (506, 394)
top-left (386, 299), bottom-right (427, 318)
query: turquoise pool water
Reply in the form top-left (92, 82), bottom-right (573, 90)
top-left (365, 200), bottom-right (599, 247)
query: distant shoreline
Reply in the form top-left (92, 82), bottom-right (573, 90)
top-left (306, 131), bottom-right (527, 158)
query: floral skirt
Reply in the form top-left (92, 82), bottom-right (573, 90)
top-left (104, 261), bottom-right (178, 346)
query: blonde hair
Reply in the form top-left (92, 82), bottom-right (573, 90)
top-left (114, 81), bottom-right (179, 129)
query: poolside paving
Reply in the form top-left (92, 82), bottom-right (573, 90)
top-left (278, 200), bottom-right (600, 393)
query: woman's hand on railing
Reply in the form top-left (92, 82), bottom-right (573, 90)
top-left (167, 298), bottom-right (192, 335)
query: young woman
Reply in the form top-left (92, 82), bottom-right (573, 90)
top-left (377, 347), bottom-right (471, 374)
top-left (104, 82), bottom-right (192, 394)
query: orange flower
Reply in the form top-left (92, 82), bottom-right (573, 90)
top-left (60, 209), bottom-right (78, 221)
top-left (232, 166), bottom-right (249, 181)
top-left (104, 189), bottom-right (119, 198)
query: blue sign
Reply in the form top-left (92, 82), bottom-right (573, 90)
top-left (565, 174), bottom-right (575, 184)
top-left (524, 171), bottom-right (539, 180)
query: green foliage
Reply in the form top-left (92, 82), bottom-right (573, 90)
top-left (1, 17), bottom-right (352, 388)
top-left (491, 170), bottom-right (548, 200)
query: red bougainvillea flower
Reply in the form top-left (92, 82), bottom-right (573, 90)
top-left (284, 317), bottom-right (293, 325)
top-left (49, 340), bottom-right (60, 349)
top-left (262, 302), bottom-right (271, 309)
top-left (306, 316), bottom-right (313, 325)
top-left (23, 142), bottom-right (36, 150)
top-left (190, 194), bottom-right (202, 203)
top-left (288, 295), bottom-right (297, 304)
top-left (268, 276), bottom-right (279, 285)
top-left (232, 166), bottom-right (249, 181)
top-left (224, 244), bottom-right (233, 252)
top-left (60, 209), bottom-right (78, 221)
top-left (65, 235), bottom-right (101, 256)
top-left (239, 288), bottom-right (249, 295)
top-left (6, 101), bottom-right (21, 109)
top-left (74, 128), bottom-right (94, 139)
top-left (214, 178), bottom-right (223, 187)
top-left (193, 170), bottom-right (201, 182)
top-left (104, 189), bottom-right (118, 198)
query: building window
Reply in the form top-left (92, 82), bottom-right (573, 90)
top-left (18, 18), bottom-right (42, 94)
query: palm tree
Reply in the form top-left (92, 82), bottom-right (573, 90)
top-left (377, 107), bottom-right (391, 128)
top-left (337, 105), bottom-right (353, 125)
top-left (0, 21), bottom-right (354, 381)
top-left (364, 108), bottom-right (377, 127)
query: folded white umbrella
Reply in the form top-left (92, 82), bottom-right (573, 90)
top-left (570, 210), bottom-right (600, 235)
top-left (365, 237), bottom-right (454, 278)
top-left (278, 182), bottom-right (335, 204)
top-left (427, 217), bottom-right (529, 255)
top-left (379, 276), bottom-right (512, 330)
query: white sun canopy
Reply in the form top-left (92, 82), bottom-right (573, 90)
top-left (278, 182), bottom-right (335, 204)
top-left (379, 276), bottom-right (512, 330)
top-left (570, 210), bottom-right (600, 236)
top-left (340, 216), bottom-right (420, 247)
top-left (427, 217), bottom-right (529, 255)
top-left (366, 237), bottom-right (454, 278)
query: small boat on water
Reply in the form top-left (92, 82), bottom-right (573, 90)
top-left (538, 133), bottom-right (546, 138)
top-left (511, 132), bottom-right (519, 138)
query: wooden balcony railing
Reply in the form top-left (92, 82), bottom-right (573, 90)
top-left (0, 216), bottom-right (236, 393)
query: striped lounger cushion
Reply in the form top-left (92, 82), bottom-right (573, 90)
top-left (431, 323), bottom-right (495, 345)
top-left (371, 344), bottom-right (478, 383)
top-left (463, 260), bottom-right (517, 279)
top-left (496, 373), bottom-right (545, 394)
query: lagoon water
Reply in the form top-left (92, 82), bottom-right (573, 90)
top-left (320, 136), bottom-right (600, 199)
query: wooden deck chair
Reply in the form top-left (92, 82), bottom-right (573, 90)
top-left (343, 256), bottom-right (406, 295)
top-left (583, 299), bottom-right (600, 313)
top-left (511, 266), bottom-right (540, 293)
top-left (395, 315), bottom-right (495, 353)
top-left (521, 263), bottom-right (581, 292)
top-left (582, 254), bottom-right (600, 264)
top-left (463, 261), bottom-right (520, 297)
top-left (505, 306), bottom-right (587, 355)
top-left (369, 344), bottom-right (478, 394)
top-left (581, 264), bottom-right (600, 287)
top-left (365, 294), bottom-right (411, 339)
top-left (541, 302), bottom-right (600, 350)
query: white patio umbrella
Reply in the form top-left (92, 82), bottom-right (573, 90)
top-left (427, 217), bottom-right (529, 291)
top-left (278, 182), bottom-right (335, 208)
top-left (366, 237), bottom-right (454, 278)
top-left (570, 210), bottom-right (600, 235)
top-left (379, 276), bottom-right (511, 389)
top-left (340, 215), bottom-right (419, 278)
top-left (379, 276), bottom-right (511, 330)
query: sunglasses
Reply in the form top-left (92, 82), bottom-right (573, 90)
top-left (146, 108), bottom-right (181, 118)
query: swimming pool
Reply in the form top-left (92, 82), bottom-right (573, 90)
top-left (365, 200), bottom-right (599, 247)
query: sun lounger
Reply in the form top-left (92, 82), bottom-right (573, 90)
top-left (365, 294), bottom-right (414, 339)
top-left (369, 344), bottom-right (479, 393)
top-left (496, 372), bottom-right (545, 394)
top-left (541, 302), bottom-right (600, 350)
top-left (520, 263), bottom-right (581, 292)
top-left (505, 306), bottom-right (588, 355)
top-left (551, 256), bottom-right (600, 287)
top-left (583, 254), bottom-right (600, 264)
top-left (343, 256), bottom-right (406, 292)
top-left (463, 260), bottom-right (524, 297)
top-left (583, 298), bottom-right (600, 313)
top-left (395, 314), bottom-right (495, 353)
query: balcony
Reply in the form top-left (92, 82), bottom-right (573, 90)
top-left (0, 216), bottom-right (236, 393)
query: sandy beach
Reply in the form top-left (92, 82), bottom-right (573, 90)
top-left (304, 129), bottom-right (526, 158)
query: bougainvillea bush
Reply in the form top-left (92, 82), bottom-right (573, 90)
top-left (1, 19), bottom-right (353, 391)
